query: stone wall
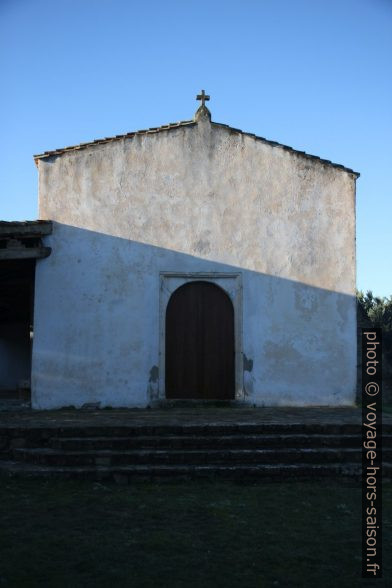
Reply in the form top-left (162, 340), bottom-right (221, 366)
top-left (32, 115), bottom-right (358, 408)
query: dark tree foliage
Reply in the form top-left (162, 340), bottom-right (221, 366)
top-left (357, 290), bottom-right (392, 377)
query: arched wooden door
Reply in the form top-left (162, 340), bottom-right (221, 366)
top-left (165, 281), bottom-right (235, 399)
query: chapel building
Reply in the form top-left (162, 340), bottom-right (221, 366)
top-left (0, 93), bottom-right (359, 409)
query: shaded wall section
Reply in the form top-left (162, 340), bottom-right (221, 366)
top-left (32, 224), bottom-right (357, 409)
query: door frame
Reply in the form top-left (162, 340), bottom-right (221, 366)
top-left (158, 272), bottom-right (244, 401)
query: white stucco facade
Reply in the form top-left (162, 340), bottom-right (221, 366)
top-left (31, 107), bottom-right (358, 408)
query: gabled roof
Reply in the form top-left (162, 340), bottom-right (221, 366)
top-left (33, 118), bottom-right (360, 177)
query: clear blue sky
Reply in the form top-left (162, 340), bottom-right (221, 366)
top-left (1, 0), bottom-right (391, 296)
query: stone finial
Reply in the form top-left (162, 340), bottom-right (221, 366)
top-left (194, 89), bottom-right (211, 121)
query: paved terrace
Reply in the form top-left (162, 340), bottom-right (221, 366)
top-left (0, 407), bottom-right (391, 429)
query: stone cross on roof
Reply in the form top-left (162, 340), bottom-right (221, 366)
top-left (196, 90), bottom-right (210, 107)
top-left (194, 90), bottom-right (211, 122)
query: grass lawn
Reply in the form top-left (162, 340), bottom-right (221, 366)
top-left (0, 478), bottom-right (390, 588)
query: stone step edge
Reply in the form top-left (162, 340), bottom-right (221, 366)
top-left (51, 433), bottom-right (369, 442)
top-left (50, 434), bottom-right (391, 448)
top-left (2, 460), bottom-right (389, 474)
top-left (1, 424), bottom-right (379, 435)
top-left (14, 447), bottom-right (378, 457)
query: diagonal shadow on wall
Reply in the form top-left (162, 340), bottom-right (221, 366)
top-left (31, 223), bottom-right (357, 409)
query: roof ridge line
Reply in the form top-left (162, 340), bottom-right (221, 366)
top-left (33, 118), bottom-right (359, 177)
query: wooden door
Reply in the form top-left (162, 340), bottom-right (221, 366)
top-left (165, 281), bottom-right (235, 399)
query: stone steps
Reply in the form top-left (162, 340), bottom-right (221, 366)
top-left (1, 421), bottom-right (390, 482)
top-left (0, 400), bottom-right (31, 412)
top-left (5, 423), bottom-right (370, 439)
top-left (13, 447), bottom-right (392, 467)
top-left (2, 422), bottom-right (379, 449)
top-left (49, 433), bottom-right (378, 451)
top-left (1, 459), bottom-right (389, 483)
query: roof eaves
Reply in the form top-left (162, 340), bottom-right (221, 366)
top-left (33, 120), bottom-right (196, 161)
top-left (33, 117), bottom-right (360, 177)
top-left (0, 220), bottom-right (53, 237)
top-left (212, 122), bottom-right (360, 177)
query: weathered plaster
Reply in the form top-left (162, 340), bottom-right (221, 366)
top-left (32, 114), bottom-right (357, 408)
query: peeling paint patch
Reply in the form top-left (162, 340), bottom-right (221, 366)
top-left (149, 365), bottom-right (159, 383)
top-left (193, 239), bottom-right (211, 254)
top-left (147, 365), bottom-right (159, 401)
top-left (243, 353), bottom-right (254, 397)
top-left (264, 341), bottom-right (303, 365)
top-left (294, 285), bottom-right (319, 319)
top-left (243, 354), bottom-right (253, 372)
